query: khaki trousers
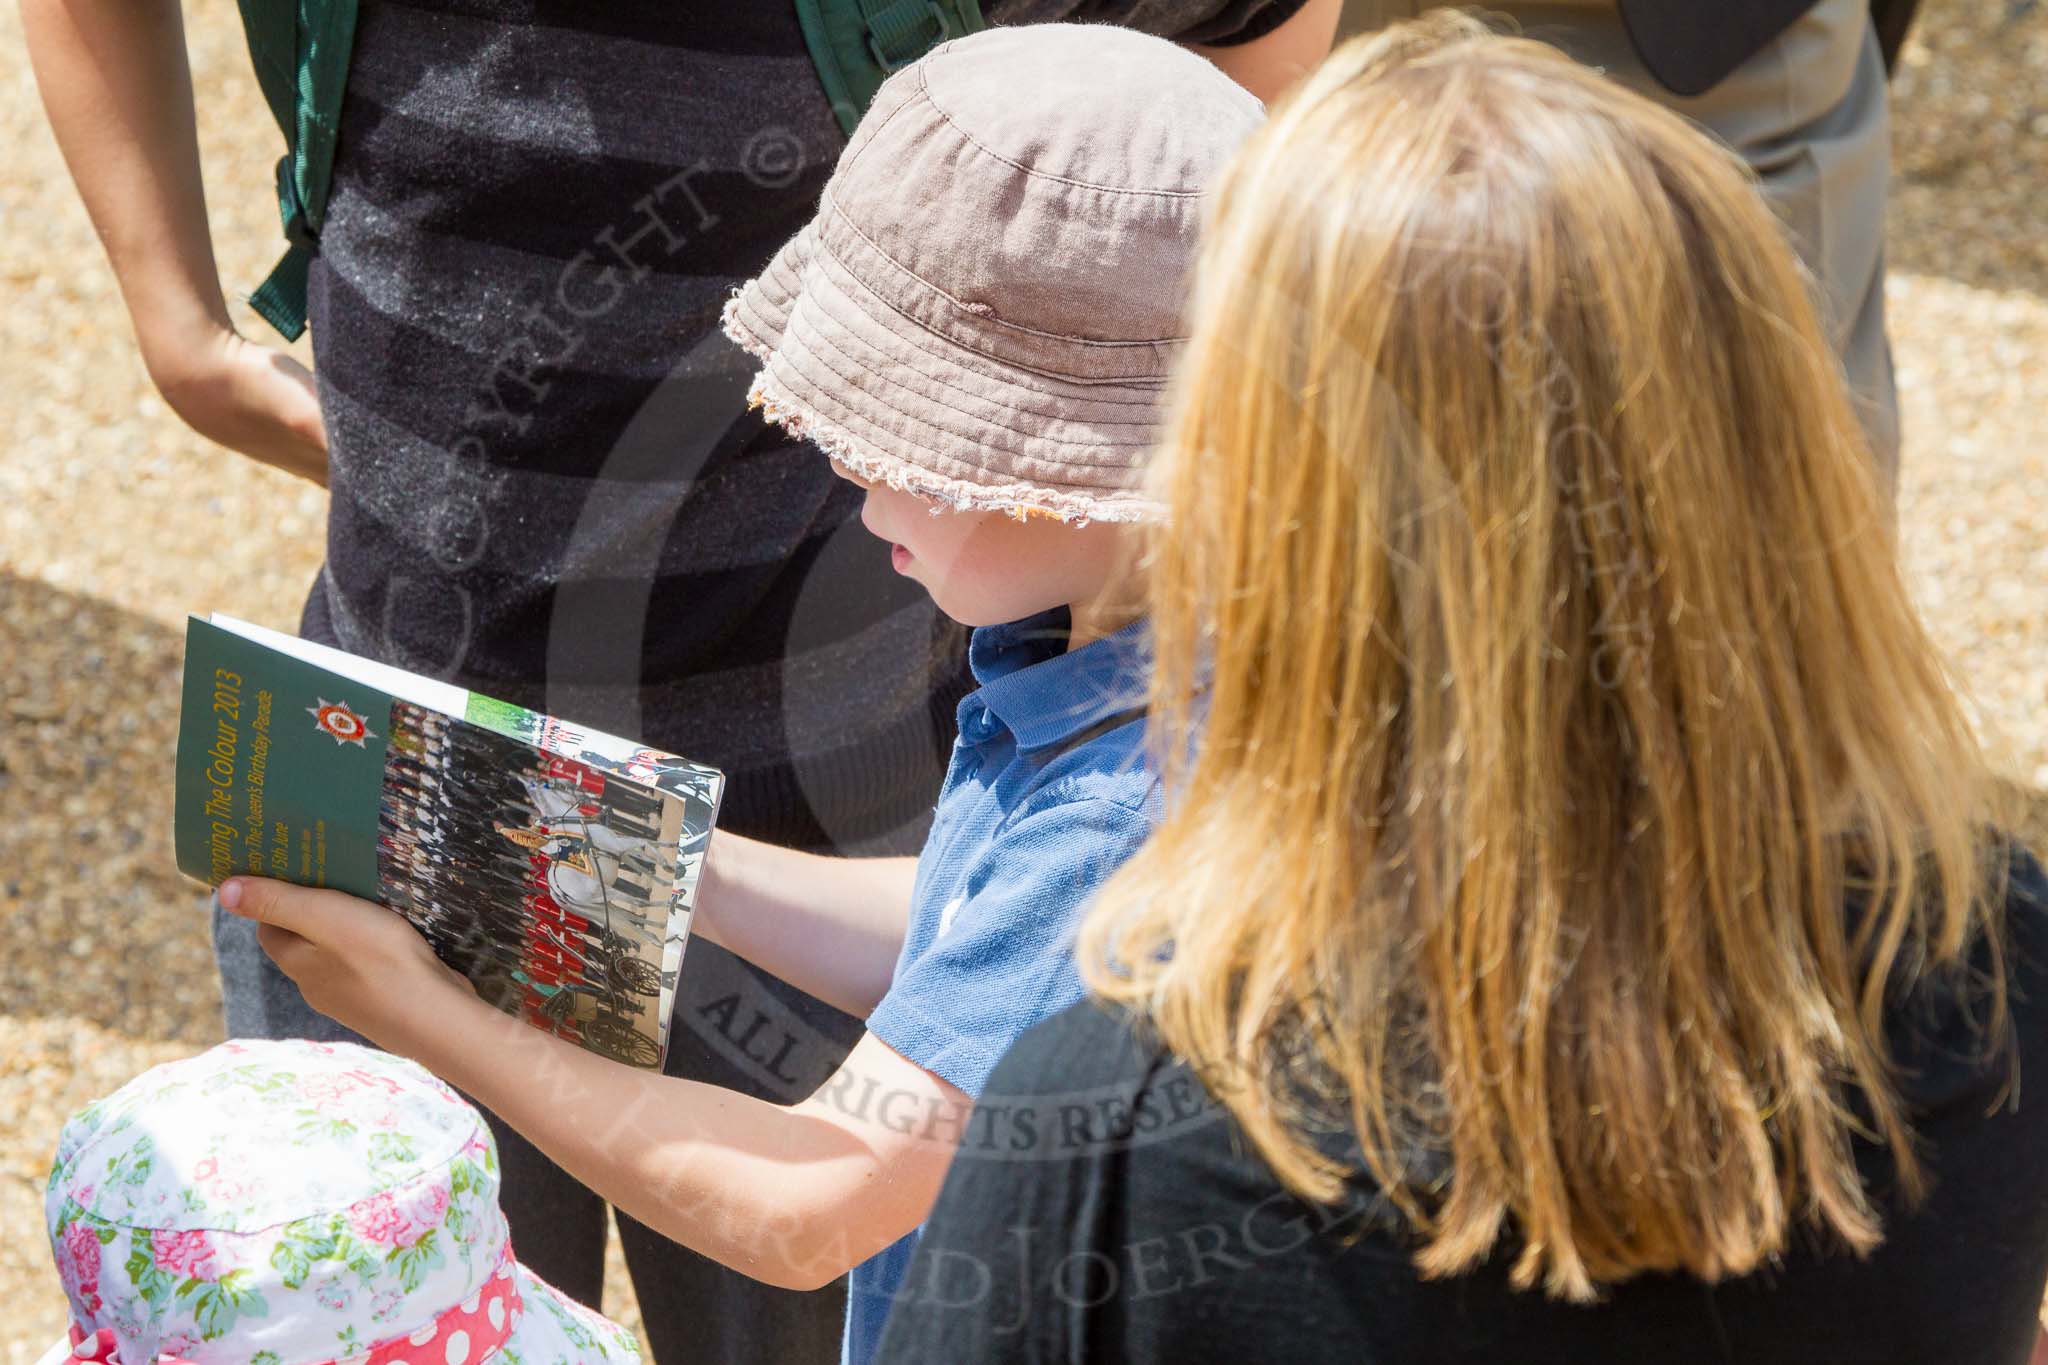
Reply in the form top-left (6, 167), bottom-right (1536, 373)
top-left (1348, 0), bottom-right (1900, 484)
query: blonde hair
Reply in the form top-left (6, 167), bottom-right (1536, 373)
top-left (1081, 14), bottom-right (2024, 1301)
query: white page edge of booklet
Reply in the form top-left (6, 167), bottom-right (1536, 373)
top-left (207, 613), bottom-right (472, 719)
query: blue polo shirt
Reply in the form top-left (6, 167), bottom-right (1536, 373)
top-left (844, 607), bottom-right (1158, 1364)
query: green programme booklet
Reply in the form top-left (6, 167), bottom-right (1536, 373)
top-left (173, 614), bottom-right (724, 1070)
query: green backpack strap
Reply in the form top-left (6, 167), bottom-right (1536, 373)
top-left (796, 0), bottom-right (987, 137)
top-left (237, 0), bottom-right (952, 335)
top-left (236, 0), bottom-right (360, 341)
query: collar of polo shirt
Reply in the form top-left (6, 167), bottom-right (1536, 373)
top-left (964, 608), bottom-right (1151, 755)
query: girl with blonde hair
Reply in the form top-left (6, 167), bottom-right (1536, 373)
top-left (877, 15), bottom-right (2048, 1362)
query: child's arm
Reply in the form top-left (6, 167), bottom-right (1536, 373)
top-left (694, 831), bottom-right (919, 1018)
top-left (222, 876), bottom-right (966, 1289)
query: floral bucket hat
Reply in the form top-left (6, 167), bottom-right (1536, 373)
top-left (40, 1040), bottom-right (639, 1365)
top-left (721, 23), bottom-right (1266, 524)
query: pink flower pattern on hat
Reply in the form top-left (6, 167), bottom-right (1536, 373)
top-left (42, 1040), bottom-right (640, 1364)
top-left (299, 1068), bottom-right (406, 1111)
top-left (346, 1178), bottom-right (449, 1250)
top-left (56, 1222), bottom-right (102, 1317)
top-left (149, 1229), bottom-right (224, 1283)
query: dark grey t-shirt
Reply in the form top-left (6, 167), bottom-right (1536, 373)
top-left (306, 0), bottom-right (1305, 853)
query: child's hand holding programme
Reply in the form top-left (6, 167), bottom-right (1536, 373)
top-left (218, 877), bottom-right (474, 1045)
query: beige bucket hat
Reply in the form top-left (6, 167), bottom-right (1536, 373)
top-left (721, 23), bottom-right (1265, 524)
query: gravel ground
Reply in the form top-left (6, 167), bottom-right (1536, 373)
top-left (0, 0), bottom-right (2042, 1356)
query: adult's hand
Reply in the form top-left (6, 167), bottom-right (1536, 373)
top-left (154, 327), bottom-right (329, 486)
top-left (23, 0), bottom-right (330, 485)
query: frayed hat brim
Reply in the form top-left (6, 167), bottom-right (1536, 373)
top-left (720, 217), bottom-right (1169, 526)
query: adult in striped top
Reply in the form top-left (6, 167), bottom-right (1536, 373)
top-left (22, 1), bottom-right (1338, 1359)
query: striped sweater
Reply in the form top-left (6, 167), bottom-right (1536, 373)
top-left (301, 0), bottom-right (1304, 854)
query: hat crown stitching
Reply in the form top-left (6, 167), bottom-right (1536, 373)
top-left (914, 68), bottom-right (1216, 201)
top-left (907, 26), bottom-right (1262, 198)
top-left (54, 1049), bottom-right (484, 1236)
top-left (56, 1141), bottom-right (482, 1237)
top-left (815, 26), bottom-right (1260, 357)
top-left (42, 1042), bottom-right (532, 1365)
top-left (817, 194), bottom-right (1189, 358)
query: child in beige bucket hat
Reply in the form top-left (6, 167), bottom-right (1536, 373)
top-left (722, 21), bottom-right (1262, 527)
top-left (220, 22), bottom-right (1271, 1365)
